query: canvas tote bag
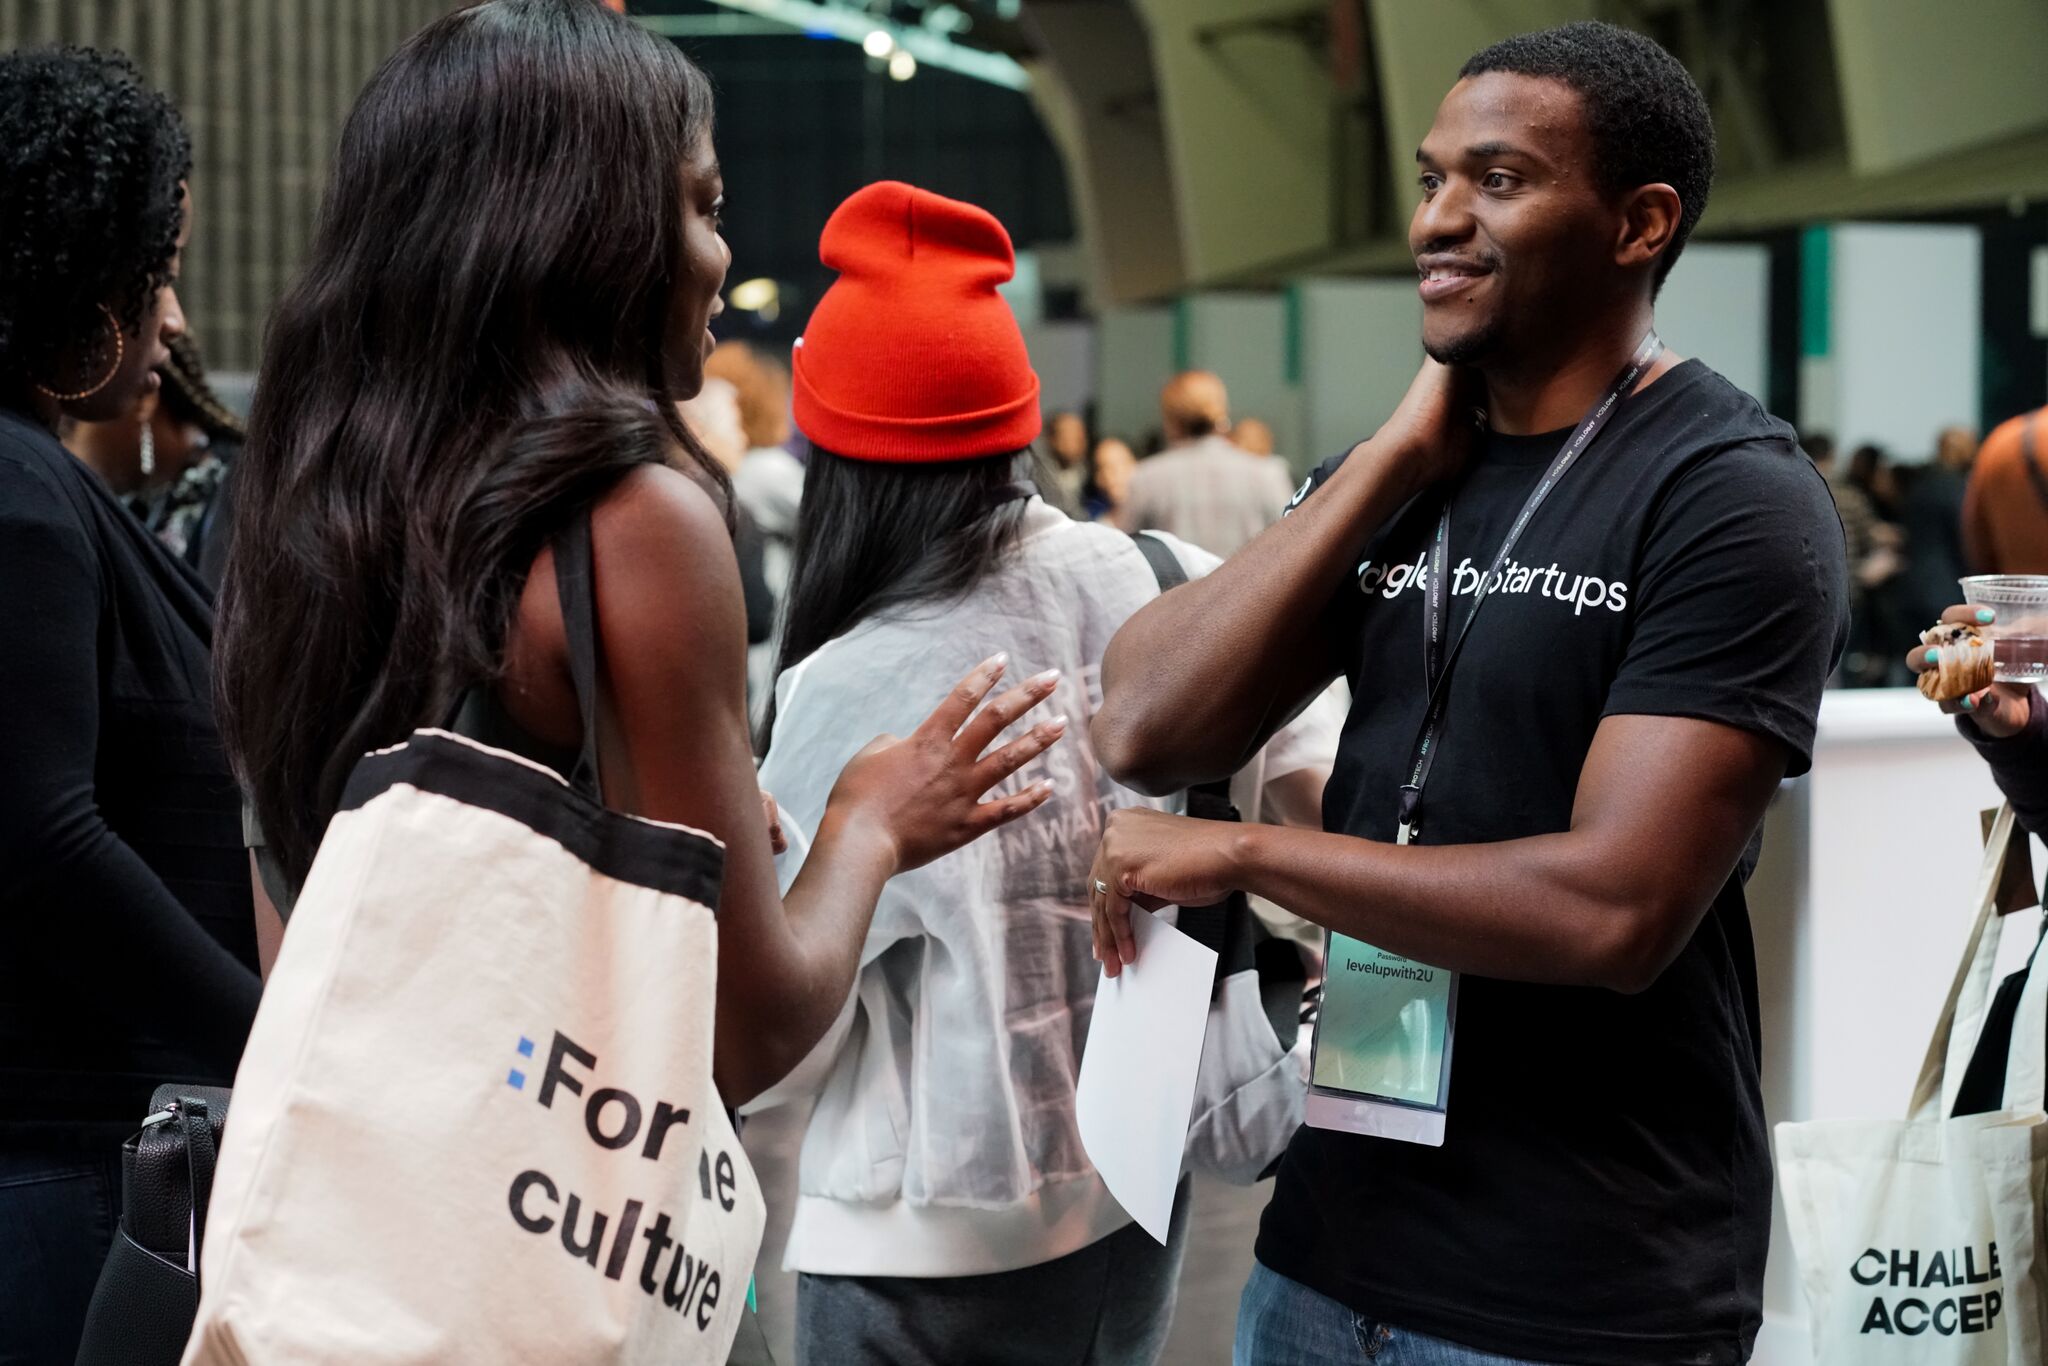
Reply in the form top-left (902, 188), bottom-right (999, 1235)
top-left (183, 512), bottom-right (764, 1365)
top-left (1776, 803), bottom-right (2048, 1365)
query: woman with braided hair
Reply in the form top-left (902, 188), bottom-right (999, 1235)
top-left (0, 47), bottom-right (260, 1364)
top-left (144, 332), bottom-right (247, 585)
top-left (65, 330), bottom-right (249, 585)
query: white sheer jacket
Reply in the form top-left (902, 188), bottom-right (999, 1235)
top-left (747, 499), bottom-right (1341, 1278)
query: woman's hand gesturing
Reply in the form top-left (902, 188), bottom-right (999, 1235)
top-left (824, 655), bottom-right (1066, 874)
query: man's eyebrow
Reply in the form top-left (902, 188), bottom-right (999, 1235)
top-left (1415, 140), bottom-right (1541, 166)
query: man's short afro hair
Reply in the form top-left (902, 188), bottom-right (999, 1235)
top-left (0, 46), bottom-right (191, 387)
top-left (1461, 21), bottom-right (1715, 288)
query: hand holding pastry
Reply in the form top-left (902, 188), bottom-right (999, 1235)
top-left (1914, 618), bottom-right (1996, 702)
top-left (1907, 606), bottom-right (2033, 738)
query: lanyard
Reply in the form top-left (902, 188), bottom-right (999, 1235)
top-left (1395, 330), bottom-right (1662, 846)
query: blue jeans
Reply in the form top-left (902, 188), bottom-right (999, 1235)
top-left (1235, 1262), bottom-right (1558, 1365)
top-left (0, 1148), bottom-right (123, 1366)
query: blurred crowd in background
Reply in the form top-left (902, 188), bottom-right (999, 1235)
top-left (1804, 412), bottom-right (2048, 686)
top-left (65, 322), bottom-right (2048, 709)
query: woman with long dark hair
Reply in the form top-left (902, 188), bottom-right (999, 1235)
top-left (215, 0), bottom-right (1059, 1116)
top-left (0, 47), bottom-right (260, 1363)
top-left (749, 182), bottom-right (1336, 1366)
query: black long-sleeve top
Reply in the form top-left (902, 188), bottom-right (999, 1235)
top-left (0, 405), bottom-right (259, 1151)
top-left (1951, 690), bottom-right (2048, 1117)
top-left (1961, 690), bottom-right (2048, 841)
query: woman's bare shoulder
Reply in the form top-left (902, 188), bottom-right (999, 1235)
top-left (586, 461), bottom-right (746, 663)
top-left (591, 461), bottom-right (731, 565)
top-left (503, 461), bottom-right (743, 746)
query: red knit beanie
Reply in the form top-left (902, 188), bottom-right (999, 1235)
top-left (792, 181), bottom-right (1042, 462)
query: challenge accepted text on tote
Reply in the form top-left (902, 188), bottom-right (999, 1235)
top-left (1849, 1239), bottom-right (2006, 1339)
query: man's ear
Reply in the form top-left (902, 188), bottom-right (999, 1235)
top-left (1616, 183), bottom-right (1683, 275)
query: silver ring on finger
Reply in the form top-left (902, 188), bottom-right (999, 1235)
top-left (1093, 879), bottom-right (1110, 898)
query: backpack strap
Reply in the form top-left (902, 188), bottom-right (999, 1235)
top-left (553, 508), bottom-right (604, 802)
top-left (1131, 529), bottom-right (1189, 593)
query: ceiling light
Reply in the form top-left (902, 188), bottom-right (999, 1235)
top-left (728, 278), bottom-right (781, 314)
top-left (640, 3), bottom-right (1028, 91)
top-left (888, 49), bottom-right (917, 81)
top-left (862, 29), bottom-right (894, 58)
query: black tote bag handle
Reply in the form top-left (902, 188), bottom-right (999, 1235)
top-left (553, 508), bottom-right (605, 803)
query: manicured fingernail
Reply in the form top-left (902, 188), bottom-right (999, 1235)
top-left (1040, 778), bottom-right (1057, 793)
top-left (1045, 715), bottom-right (1069, 732)
top-left (1925, 648), bottom-right (1942, 664)
top-left (1962, 694), bottom-right (1976, 711)
top-left (984, 652), bottom-right (1008, 672)
top-left (1978, 608), bottom-right (1997, 624)
top-left (1028, 668), bottom-right (1061, 688)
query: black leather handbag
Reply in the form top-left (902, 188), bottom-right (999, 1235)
top-left (72, 1084), bottom-right (231, 1366)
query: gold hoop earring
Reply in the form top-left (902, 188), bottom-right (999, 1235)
top-left (32, 304), bottom-right (126, 403)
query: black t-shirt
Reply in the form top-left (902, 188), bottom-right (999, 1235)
top-left (1254, 361), bottom-right (1847, 1364)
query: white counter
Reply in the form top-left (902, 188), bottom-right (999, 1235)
top-left (1751, 687), bottom-right (2039, 1363)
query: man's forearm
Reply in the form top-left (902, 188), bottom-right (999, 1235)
top-left (1095, 438), bottom-right (1421, 792)
top-left (1228, 821), bottom-right (1686, 994)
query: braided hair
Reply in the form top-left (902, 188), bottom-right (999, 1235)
top-left (157, 333), bottom-right (247, 445)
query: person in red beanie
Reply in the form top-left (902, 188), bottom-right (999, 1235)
top-left (745, 181), bottom-right (1341, 1366)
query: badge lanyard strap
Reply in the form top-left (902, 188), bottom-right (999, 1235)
top-left (1396, 330), bottom-right (1663, 846)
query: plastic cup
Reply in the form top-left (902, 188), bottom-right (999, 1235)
top-left (1960, 575), bottom-right (2048, 684)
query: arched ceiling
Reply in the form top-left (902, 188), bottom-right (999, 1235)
top-left (1018, 0), bottom-right (2048, 303)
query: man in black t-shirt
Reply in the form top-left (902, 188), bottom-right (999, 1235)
top-left (1088, 22), bottom-right (1846, 1366)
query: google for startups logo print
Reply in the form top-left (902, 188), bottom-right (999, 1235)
top-left (502, 1030), bottom-right (740, 1332)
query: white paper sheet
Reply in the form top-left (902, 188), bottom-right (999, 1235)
top-left (1076, 908), bottom-right (1218, 1244)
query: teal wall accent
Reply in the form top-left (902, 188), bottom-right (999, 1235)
top-left (1800, 225), bottom-right (1832, 359)
top-left (1283, 283), bottom-right (1304, 386)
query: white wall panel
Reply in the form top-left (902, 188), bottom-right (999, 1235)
top-left (1296, 278), bottom-right (1423, 470)
top-left (1655, 242), bottom-right (1771, 409)
top-left (1020, 320), bottom-right (1095, 420)
top-left (1831, 223), bottom-right (1981, 460)
top-left (1097, 305), bottom-right (1175, 446)
top-left (1183, 292), bottom-right (1302, 468)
